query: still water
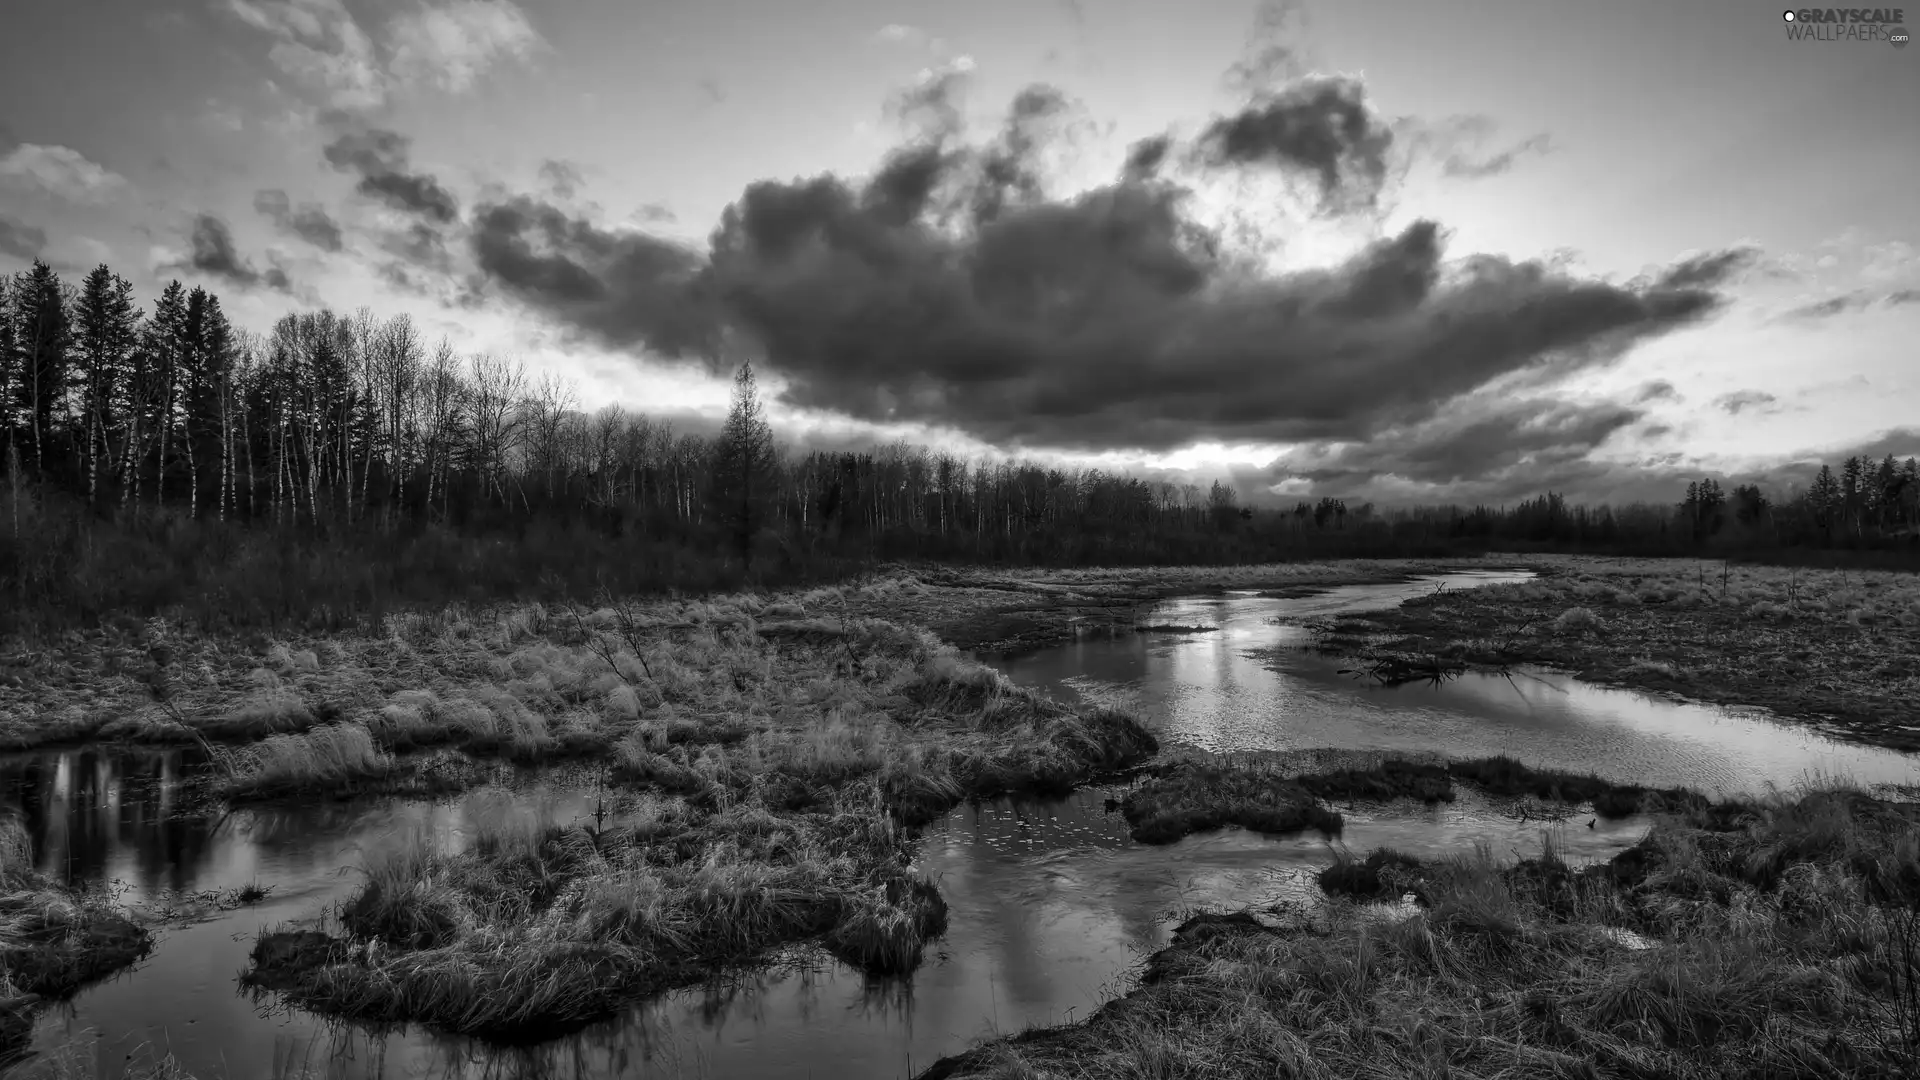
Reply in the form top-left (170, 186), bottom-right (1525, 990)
top-left (7, 571), bottom-right (1917, 1079)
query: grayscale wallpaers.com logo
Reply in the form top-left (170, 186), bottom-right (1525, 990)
top-left (1783, 8), bottom-right (1910, 46)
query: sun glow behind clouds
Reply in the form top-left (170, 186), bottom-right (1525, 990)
top-left (1141, 441), bottom-right (1289, 471)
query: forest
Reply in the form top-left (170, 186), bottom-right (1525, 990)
top-left (1, 258), bottom-right (1916, 636)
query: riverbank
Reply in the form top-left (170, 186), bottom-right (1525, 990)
top-left (1307, 554), bottom-right (1920, 752)
top-left (919, 783), bottom-right (1920, 1079)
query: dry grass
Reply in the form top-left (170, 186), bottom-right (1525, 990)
top-left (1121, 761), bottom-right (1345, 844)
top-left (922, 782), bottom-right (1920, 1080)
top-left (0, 559), bottom-right (1514, 756)
top-left (217, 723), bottom-right (395, 799)
top-left (234, 607), bottom-right (1156, 1038)
top-left (244, 783), bottom-right (951, 1040)
top-left (1314, 554), bottom-right (1920, 750)
top-left (0, 815), bottom-right (153, 1067)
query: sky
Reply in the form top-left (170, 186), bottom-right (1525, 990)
top-left (0, 0), bottom-right (1916, 506)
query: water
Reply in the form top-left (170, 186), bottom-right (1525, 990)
top-left (7, 570), bottom-right (1917, 1079)
top-left (1004, 571), bottom-right (1920, 796)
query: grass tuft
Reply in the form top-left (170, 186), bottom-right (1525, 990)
top-left (1121, 762), bottom-right (1344, 844)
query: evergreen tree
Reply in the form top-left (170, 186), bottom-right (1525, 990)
top-left (73, 265), bottom-right (139, 504)
top-left (1841, 455), bottom-right (1864, 537)
top-left (1873, 454), bottom-right (1900, 530)
top-left (140, 282), bottom-right (189, 506)
top-left (10, 261), bottom-right (72, 474)
top-left (0, 278), bottom-right (16, 459)
top-left (1808, 464), bottom-right (1841, 541)
top-left (710, 361), bottom-right (777, 563)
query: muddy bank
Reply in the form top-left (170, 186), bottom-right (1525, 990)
top-left (1310, 555), bottom-right (1920, 753)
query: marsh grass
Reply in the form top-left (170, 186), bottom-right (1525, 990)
top-left (1121, 761), bottom-right (1344, 844)
top-left (218, 724), bottom-right (394, 800)
top-left (237, 607), bottom-right (1156, 1039)
top-left (0, 816), bottom-right (153, 1065)
top-left (1151, 755), bottom-right (1696, 849)
top-left (244, 782), bottom-right (961, 1040)
top-left (925, 782), bottom-right (1920, 1080)
top-left (1318, 554), bottom-right (1920, 750)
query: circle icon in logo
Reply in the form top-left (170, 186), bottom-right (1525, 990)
top-left (1783, 10), bottom-right (1796, 20)
top-left (1892, 25), bottom-right (1910, 47)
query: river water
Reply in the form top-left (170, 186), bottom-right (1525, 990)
top-left (7, 570), bottom-right (1918, 1079)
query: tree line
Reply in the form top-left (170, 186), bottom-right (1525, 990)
top-left (0, 260), bottom-right (1914, 635)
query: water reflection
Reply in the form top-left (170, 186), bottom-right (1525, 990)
top-left (5, 770), bottom-right (1647, 1080)
top-left (1004, 572), bottom-right (1920, 796)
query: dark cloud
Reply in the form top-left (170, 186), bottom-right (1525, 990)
top-left (1782, 288), bottom-right (1920, 320)
top-left (253, 188), bottom-right (345, 252)
top-left (1193, 74), bottom-right (1395, 211)
top-left (0, 213), bottom-right (46, 259)
top-left (695, 183), bottom-right (1744, 453)
top-left (176, 213), bottom-right (293, 292)
top-left (1714, 389), bottom-right (1778, 415)
top-left (453, 77), bottom-right (1750, 458)
top-left (1784, 293), bottom-right (1867, 320)
top-left (1264, 396), bottom-right (1644, 492)
top-left (1656, 247), bottom-right (1761, 290)
top-left (383, 221), bottom-right (451, 270)
top-left (322, 128), bottom-right (459, 224)
top-left (1634, 379), bottom-right (1680, 403)
top-left (468, 195), bottom-right (715, 357)
top-left (970, 85), bottom-right (1079, 225)
top-left (1120, 135), bottom-right (1173, 183)
top-left (538, 159), bottom-right (583, 199)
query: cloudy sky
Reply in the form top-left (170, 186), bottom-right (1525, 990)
top-left (1, 0), bottom-right (1916, 505)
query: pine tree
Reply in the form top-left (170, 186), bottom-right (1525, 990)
top-left (10, 261), bottom-right (72, 475)
top-left (1840, 455), bottom-right (1864, 538)
top-left (0, 278), bottom-right (16, 463)
top-left (1873, 454), bottom-right (1899, 531)
top-left (710, 361), bottom-right (777, 563)
top-left (180, 288), bottom-right (234, 517)
top-left (73, 265), bottom-right (139, 504)
top-left (1808, 464), bottom-right (1841, 542)
top-left (136, 282), bottom-right (189, 506)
